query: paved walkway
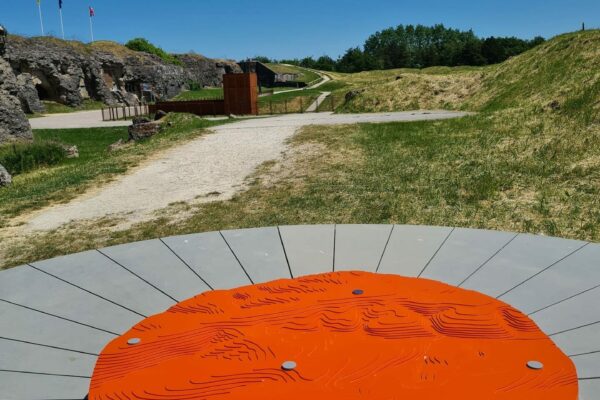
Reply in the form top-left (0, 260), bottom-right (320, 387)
top-left (24, 111), bottom-right (469, 231)
top-left (29, 110), bottom-right (131, 129)
top-left (306, 91), bottom-right (331, 112)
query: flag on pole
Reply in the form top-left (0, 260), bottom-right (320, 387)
top-left (88, 6), bottom-right (95, 42)
top-left (58, 0), bottom-right (64, 39)
top-left (36, 0), bottom-right (45, 36)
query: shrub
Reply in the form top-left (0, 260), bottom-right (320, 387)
top-left (0, 142), bottom-right (67, 175)
top-left (125, 38), bottom-right (183, 66)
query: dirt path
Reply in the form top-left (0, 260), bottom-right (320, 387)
top-left (306, 92), bottom-right (331, 112)
top-left (23, 111), bottom-right (469, 232)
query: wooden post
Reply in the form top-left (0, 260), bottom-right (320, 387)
top-left (270, 100), bottom-right (273, 115)
top-left (300, 97), bottom-right (303, 113)
top-left (122, 106), bottom-right (126, 121)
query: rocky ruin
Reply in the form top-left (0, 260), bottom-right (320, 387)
top-left (0, 28), bottom-right (33, 144)
top-left (4, 36), bottom-right (241, 110)
top-left (0, 34), bottom-right (241, 144)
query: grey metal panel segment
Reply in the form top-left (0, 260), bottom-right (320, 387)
top-left (0, 371), bottom-right (89, 400)
top-left (530, 286), bottom-right (600, 335)
top-left (378, 225), bottom-right (453, 276)
top-left (0, 265), bottom-right (141, 334)
top-left (0, 301), bottom-right (113, 354)
top-left (552, 323), bottom-right (600, 356)
top-left (221, 227), bottom-right (291, 283)
top-left (162, 232), bottom-right (251, 290)
top-left (279, 225), bottom-right (335, 277)
top-left (579, 379), bottom-right (600, 400)
top-left (420, 228), bottom-right (516, 286)
top-left (500, 243), bottom-right (600, 314)
top-left (334, 224), bottom-right (393, 272)
top-left (572, 353), bottom-right (600, 379)
top-left (0, 339), bottom-right (96, 377)
top-left (32, 250), bottom-right (173, 317)
top-left (461, 234), bottom-right (585, 297)
top-left (101, 239), bottom-right (210, 301)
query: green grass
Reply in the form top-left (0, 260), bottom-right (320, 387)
top-left (317, 80), bottom-right (349, 92)
top-left (258, 88), bottom-right (323, 104)
top-left (0, 141), bottom-right (67, 175)
top-left (0, 114), bottom-right (230, 226)
top-left (265, 63), bottom-right (321, 84)
top-left (258, 88), bottom-right (324, 114)
top-left (173, 88), bottom-right (224, 101)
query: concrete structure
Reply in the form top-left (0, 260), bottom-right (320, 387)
top-left (0, 225), bottom-right (598, 399)
top-left (239, 61), bottom-right (303, 88)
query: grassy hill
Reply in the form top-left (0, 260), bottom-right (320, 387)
top-left (335, 30), bottom-right (600, 117)
top-left (294, 30), bottom-right (598, 240)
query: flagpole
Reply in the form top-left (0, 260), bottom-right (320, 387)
top-left (38, 2), bottom-right (45, 36)
top-left (59, 8), bottom-right (65, 39)
top-left (89, 15), bottom-right (94, 42)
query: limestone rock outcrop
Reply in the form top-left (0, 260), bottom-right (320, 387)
top-left (3, 36), bottom-right (241, 110)
top-left (0, 164), bottom-right (11, 187)
top-left (176, 54), bottom-right (242, 87)
top-left (0, 57), bottom-right (33, 143)
top-left (16, 73), bottom-right (45, 113)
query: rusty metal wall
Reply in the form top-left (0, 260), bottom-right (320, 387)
top-left (223, 73), bottom-right (258, 115)
top-left (145, 73), bottom-right (257, 117)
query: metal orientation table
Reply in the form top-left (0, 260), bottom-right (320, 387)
top-left (0, 225), bottom-right (598, 399)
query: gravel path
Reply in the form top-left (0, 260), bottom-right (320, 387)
top-left (25, 111), bottom-right (469, 231)
top-left (306, 92), bottom-right (331, 112)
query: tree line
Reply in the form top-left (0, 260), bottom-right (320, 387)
top-left (254, 24), bottom-right (545, 73)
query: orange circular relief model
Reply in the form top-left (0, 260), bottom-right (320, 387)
top-left (89, 271), bottom-right (577, 399)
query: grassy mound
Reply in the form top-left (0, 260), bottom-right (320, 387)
top-left (336, 30), bottom-right (600, 117)
top-left (303, 30), bottom-right (600, 240)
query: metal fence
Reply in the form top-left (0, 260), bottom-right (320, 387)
top-left (259, 94), bottom-right (341, 115)
top-left (102, 105), bottom-right (150, 121)
top-left (149, 99), bottom-right (225, 117)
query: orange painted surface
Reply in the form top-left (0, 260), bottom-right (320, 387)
top-left (89, 272), bottom-right (577, 400)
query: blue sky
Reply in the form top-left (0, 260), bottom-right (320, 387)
top-left (0, 0), bottom-right (598, 60)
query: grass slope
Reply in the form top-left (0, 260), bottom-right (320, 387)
top-left (173, 88), bottom-right (224, 101)
top-left (335, 30), bottom-right (600, 115)
top-left (265, 63), bottom-right (321, 84)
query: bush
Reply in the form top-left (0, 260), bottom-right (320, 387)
top-left (125, 38), bottom-right (183, 66)
top-left (0, 142), bottom-right (67, 175)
